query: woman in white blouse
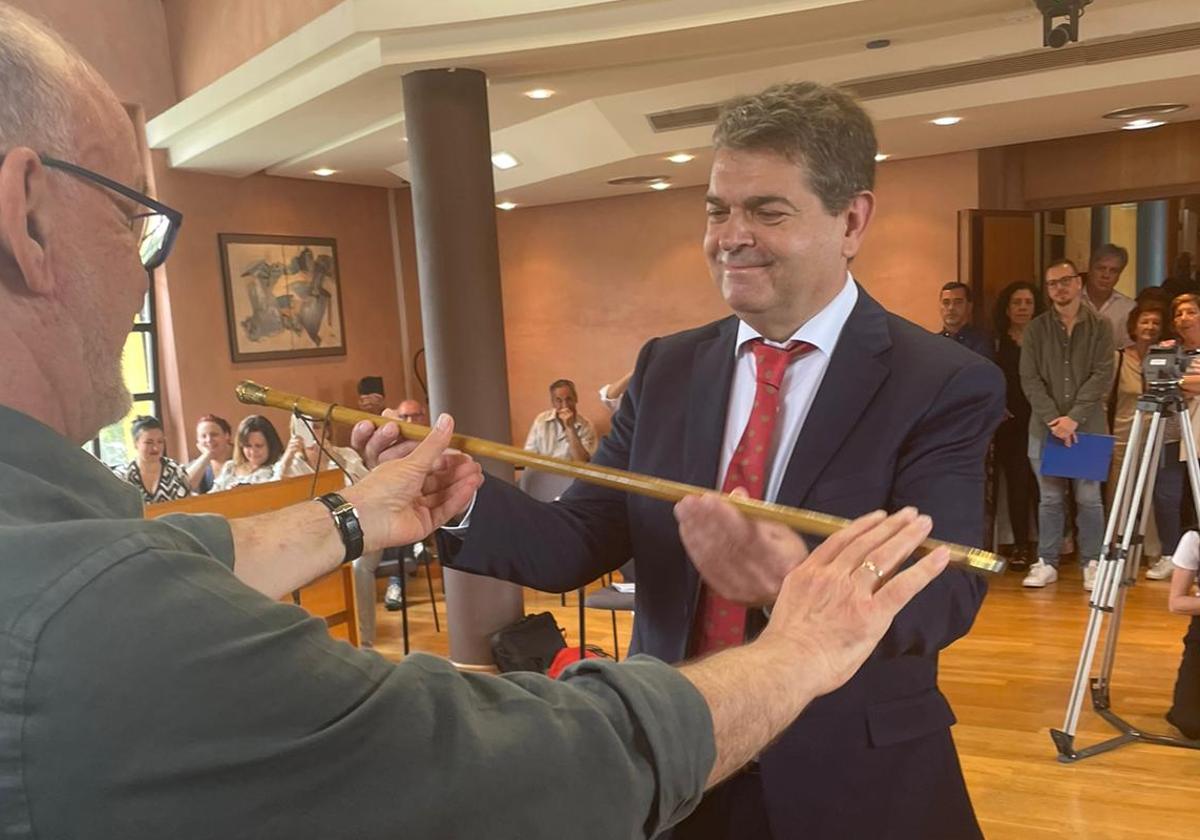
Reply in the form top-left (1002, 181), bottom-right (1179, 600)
top-left (210, 414), bottom-right (311, 492)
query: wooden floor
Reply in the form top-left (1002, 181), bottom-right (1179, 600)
top-left (368, 565), bottom-right (1200, 839)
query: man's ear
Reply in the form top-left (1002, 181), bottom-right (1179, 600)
top-left (840, 190), bottom-right (876, 262)
top-left (0, 148), bottom-right (51, 295)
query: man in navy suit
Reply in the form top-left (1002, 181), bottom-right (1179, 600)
top-left (428, 82), bottom-right (1005, 839)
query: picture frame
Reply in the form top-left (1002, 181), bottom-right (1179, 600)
top-left (218, 233), bottom-right (347, 362)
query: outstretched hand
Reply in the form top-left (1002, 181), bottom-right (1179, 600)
top-left (759, 507), bottom-right (949, 698)
top-left (342, 414), bottom-right (483, 551)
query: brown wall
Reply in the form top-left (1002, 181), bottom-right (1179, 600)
top-left (8, 0), bottom-right (176, 117)
top-left (984, 119), bottom-right (1200, 210)
top-left (854, 151), bottom-right (980, 332)
top-left (154, 165), bottom-right (407, 446)
top-left (496, 185), bottom-right (725, 440)
top-left (162, 0), bottom-right (342, 99)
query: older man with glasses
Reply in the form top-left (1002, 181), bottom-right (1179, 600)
top-left (1019, 259), bottom-right (1115, 589)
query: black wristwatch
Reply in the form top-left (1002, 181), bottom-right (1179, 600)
top-left (316, 492), bottom-right (364, 563)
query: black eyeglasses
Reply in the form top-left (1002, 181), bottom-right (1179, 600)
top-left (38, 154), bottom-right (182, 271)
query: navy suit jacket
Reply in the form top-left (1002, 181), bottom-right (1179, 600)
top-left (445, 286), bottom-right (1005, 839)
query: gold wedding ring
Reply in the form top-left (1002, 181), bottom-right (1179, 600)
top-left (858, 560), bottom-right (884, 579)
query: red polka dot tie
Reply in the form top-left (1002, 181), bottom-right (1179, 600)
top-left (691, 338), bottom-right (816, 656)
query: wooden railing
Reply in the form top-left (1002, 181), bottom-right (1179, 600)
top-left (145, 470), bottom-right (360, 646)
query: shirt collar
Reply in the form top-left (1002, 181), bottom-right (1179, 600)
top-left (734, 272), bottom-right (858, 357)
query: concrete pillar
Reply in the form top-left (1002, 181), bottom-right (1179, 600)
top-left (403, 67), bottom-right (523, 668)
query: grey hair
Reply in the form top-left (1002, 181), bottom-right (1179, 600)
top-left (712, 81), bottom-right (877, 214)
top-left (0, 3), bottom-right (85, 158)
top-left (1091, 242), bottom-right (1129, 270)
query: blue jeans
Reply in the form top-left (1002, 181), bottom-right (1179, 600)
top-left (1154, 442), bottom-right (1187, 556)
top-left (1030, 455), bottom-right (1104, 567)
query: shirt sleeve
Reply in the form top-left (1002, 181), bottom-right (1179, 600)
top-left (25, 547), bottom-right (714, 840)
top-left (579, 418), bottom-right (599, 455)
top-left (1173, 531), bottom-right (1200, 571)
top-left (524, 419), bottom-right (541, 452)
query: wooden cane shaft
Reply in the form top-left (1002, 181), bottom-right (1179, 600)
top-left (236, 380), bottom-right (1005, 575)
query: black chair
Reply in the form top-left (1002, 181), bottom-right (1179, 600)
top-left (583, 560), bottom-right (636, 661)
top-left (382, 540), bottom-right (440, 655)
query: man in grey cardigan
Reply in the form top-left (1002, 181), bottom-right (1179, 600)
top-left (1020, 258), bottom-right (1115, 590)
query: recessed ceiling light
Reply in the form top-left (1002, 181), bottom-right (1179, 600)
top-left (523, 88), bottom-right (555, 100)
top-left (1122, 119), bottom-right (1166, 130)
top-left (874, 153), bottom-right (889, 162)
top-left (1102, 103), bottom-right (1187, 121)
top-left (491, 151), bottom-right (519, 170)
top-left (312, 167), bottom-right (336, 177)
top-left (606, 174), bottom-right (669, 186)
top-left (667, 153), bottom-right (695, 164)
top-left (496, 201), bottom-right (518, 210)
top-left (930, 116), bottom-right (961, 126)
top-left (649, 181), bottom-right (671, 191)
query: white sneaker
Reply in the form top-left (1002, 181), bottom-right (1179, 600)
top-left (1082, 560), bottom-right (1098, 591)
top-left (1146, 555), bottom-right (1175, 580)
top-left (1023, 560), bottom-right (1059, 588)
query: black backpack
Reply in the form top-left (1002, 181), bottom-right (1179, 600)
top-left (490, 612), bottom-right (567, 673)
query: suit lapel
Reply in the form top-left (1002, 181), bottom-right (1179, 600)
top-left (682, 317), bottom-right (739, 490)
top-left (776, 285), bottom-right (892, 505)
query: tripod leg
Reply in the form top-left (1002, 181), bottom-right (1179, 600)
top-left (1057, 408), bottom-right (1160, 750)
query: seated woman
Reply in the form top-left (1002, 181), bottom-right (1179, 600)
top-left (112, 416), bottom-right (191, 504)
top-left (210, 414), bottom-right (311, 492)
top-left (1166, 530), bottom-right (1200, 739)
top-left (185, 414), bottom-right (235, 494)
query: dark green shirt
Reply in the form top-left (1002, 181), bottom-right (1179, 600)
top-left (0, 405), bottom-right (714, 839)
top-left (1019, 304), bottom-right (1116, 442)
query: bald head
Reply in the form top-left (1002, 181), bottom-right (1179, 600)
top-left (396, 399), bottom-right (429, 425)
top-left (0, 2), bottom-right (150, 443)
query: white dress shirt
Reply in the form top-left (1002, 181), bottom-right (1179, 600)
top-left (719, 274), bottom-right (858, 501)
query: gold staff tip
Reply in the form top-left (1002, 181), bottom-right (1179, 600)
top-left (235, 380), bottom-right (269, 405)
top-left (962, 548), bottom-right (1006, 575)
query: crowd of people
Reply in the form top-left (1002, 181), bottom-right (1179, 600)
top-left (936, 245), bottom-right (1200, 590)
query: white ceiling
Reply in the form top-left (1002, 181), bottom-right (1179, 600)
top-left (147, 0), bottom-right (1200, 208)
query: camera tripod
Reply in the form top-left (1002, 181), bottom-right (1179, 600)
top-left (1051, 385), bottom-right (1200, 761)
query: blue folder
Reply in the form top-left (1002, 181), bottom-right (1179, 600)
top-left (1039, 432), bottom-right (1115, 482)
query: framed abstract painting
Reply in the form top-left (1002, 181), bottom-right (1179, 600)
top-left (219, 233), bottom-right (347, 362)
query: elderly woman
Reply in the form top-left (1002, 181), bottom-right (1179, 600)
top-left (210, 414), bottom-right (311, 492)
top-left (113, 416), bottom-right (191, 504)
top-left (185, 414), bottom-right (235, 493)
top-left (993, 281), bottom-right (1043, 569)
top-left (1108, 303), bottom-right (1168, 575)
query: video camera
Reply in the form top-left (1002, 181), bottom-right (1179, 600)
top-left (1143, 343), bottom-right (1200, 391)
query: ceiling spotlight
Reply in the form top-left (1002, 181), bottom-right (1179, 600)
top-left (865, 38), bottom-right (891, 50)
top-left (1122, 119), bottom-right (1165, 130)
top-left (874, 153), bottom-right (890, 162)
top-left (1036, 0), bottom-right (1092, 49)
top-left (1102, 104), bottom-right (1187, 121)
top-left (311, 167), bottom-right (336, 177)
top-left (649, 181), bottom-right (671, 191)
top-left (523, 88), bottom-right (555, 100)
top-left (667, 153), bottom-right (695, 164)
top-left (491, 151), bottom-right (519, 170)
top-left (496, 201), bottom-right (518, 210)
top-left (930, 116), bottom-right (961, 126)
